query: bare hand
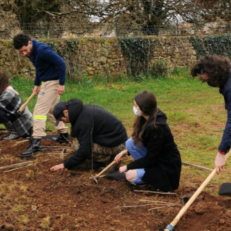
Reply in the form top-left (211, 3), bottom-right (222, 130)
top-left (57, 85), bottom-right (65, 95)
top-left (215, 152), bottom-right (226, 174)
top-left (50, 163), bottom-right (64, 171)
top-left (33, 86), bottom-right (40, 95)
top-left (119, 165), bottom-right (127, 174)
top-left (6, 86), bottom-right (19, 95)
top-left (114, 151), bottom-right (125, 163)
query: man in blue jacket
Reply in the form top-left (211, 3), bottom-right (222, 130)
top-left (13, 33), bottom-right (68, 157)
top-left (191, 54), bottom-right (231, 173)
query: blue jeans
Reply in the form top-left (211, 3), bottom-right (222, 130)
top-left (125, 138), bottom-right (147, 184)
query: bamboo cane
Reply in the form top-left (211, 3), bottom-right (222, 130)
top-left (182, 161), bottom-right (212, 171)
top-left (0, 161), bottom-right (33, 170)
top-left (134, 190), bottom-right (178, 196)
top-left (4, 164), bottom-right (33, 172)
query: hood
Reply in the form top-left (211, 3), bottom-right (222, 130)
top-left (155, 109), bottom-right (167, 125)
top-left (66, 98), bottom-right (83, 125)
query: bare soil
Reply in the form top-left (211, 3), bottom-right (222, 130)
top-left (1, 131), bottom-right (231, 231)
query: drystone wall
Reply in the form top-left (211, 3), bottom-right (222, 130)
top-left (0, 1), bottom-right (21, 39)
top-left (0, 36), bottom-right (196, 79)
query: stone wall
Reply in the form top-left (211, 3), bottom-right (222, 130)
top-left (150, 36), bottom-right (196, 68)
top-left (0, 36), bottom-right (196, 79)
top-left (0, 1), bottom-right (21, 39)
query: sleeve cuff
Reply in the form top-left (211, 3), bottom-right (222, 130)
top-left (218, 150), bottom-right (226, 155)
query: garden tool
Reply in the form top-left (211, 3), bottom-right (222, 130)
top-left (164, 151), bottom-right (231, 231)
top-left (90, 149), bottom-right (128, 184)
top-left (182, 161), bottom-right (212, 172)
top-left (17, 92), bottom-right (36, 115)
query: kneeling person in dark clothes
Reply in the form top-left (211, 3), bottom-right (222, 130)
top-left (50, 98), bottom-right (128, 171)
top-left (115, 91), bottom-right (182, 192)
top-left (0, 72), bottom-right (32, 140)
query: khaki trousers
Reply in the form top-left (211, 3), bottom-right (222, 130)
top-left (32, 80), bottom-right (68, 138)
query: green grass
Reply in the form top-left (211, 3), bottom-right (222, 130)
top-left (7, 68), bottom-right (227, 175)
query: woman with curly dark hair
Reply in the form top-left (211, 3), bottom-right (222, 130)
top-left (191, 54), bottom-right (231, 173)
top-left (114, 90), bottom-right (182, 192)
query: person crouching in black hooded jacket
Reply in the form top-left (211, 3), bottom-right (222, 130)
top-left (50, 98), bottom-right (128, 171)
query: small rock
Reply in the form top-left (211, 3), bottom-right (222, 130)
top-left (219, 219), bottom-right (226, 225)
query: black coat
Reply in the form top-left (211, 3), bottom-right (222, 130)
top-left (64, 99), bottom-right (128, 169)
top-left (127, 110), bottom-right (181, 191)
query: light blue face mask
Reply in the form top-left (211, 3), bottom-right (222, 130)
top-left (133, 106), bottom-right (142, 116)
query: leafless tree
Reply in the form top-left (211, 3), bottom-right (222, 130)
top-left (12, 0), bottom-right (231, 36)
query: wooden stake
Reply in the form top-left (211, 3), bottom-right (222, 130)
top-left (0, 161), bottom-right (33, 170)
top-left (134, 190), bottom-right (178, 196)
top-left (60, 148), bottom-right (65, 160)
top-left (4, 164), bottom-right (33, 172)
top-left (115, 203), bottom-right (156, 209)
top-left (182, 161), bottom-right (212, 171)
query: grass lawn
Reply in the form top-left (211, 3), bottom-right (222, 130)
top-left (7, 69), bottom-right (229, 184)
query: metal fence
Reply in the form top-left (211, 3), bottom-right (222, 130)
top-left (1, 22), bottom-right (231, 39)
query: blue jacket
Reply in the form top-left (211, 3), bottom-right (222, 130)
top-left (219, 73), bottom-right (231, 152)
top-left (29, 40), bottom-right (66, 86)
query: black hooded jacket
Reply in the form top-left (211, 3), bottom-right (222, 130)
top-left (127, 109), bottom-right (182, 191)
top-left (64, 99), bottom-right (128, 169)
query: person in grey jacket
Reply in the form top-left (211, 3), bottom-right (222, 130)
top-left (0, 72), bottom-right (32, 140)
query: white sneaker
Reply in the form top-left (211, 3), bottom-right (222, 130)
top-left (3, 132), bottom-right (20, 140)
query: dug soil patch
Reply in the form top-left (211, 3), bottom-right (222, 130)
top-left (1, 131), bottom-right (231, 231)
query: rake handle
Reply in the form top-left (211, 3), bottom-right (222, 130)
top-left (164, 151), bottom-right (231, 231)
top-left (18, 92), bottom-right (36, 113)
top-left (95, 149), bottom-right (128, 178)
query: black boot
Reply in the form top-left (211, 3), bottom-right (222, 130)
top-left (20, 138), bottom-right (43, 157)
top-left (51, 133), bottom-right (69, 144)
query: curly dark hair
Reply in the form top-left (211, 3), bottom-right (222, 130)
top-left (132, 90), bottom-right (158, 145)
top-left (0, 72), bottom-right (9, 94)
top-left (191, 54), bottom-right (231, 87)
top-left (13, 33), bottom-right (31, 49)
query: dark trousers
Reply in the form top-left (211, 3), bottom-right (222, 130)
top-left (0, 109), bottom-right (32, 137)
top-left (0, 109), bottom-right (10, 123)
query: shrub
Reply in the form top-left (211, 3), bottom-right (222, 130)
top-left (149, 59), bottom-right (168, 78)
